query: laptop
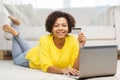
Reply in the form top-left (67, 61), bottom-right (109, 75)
top-left (71, 28), bottom-right (118, 79)
top-left (70, 45), bottom-right (118, 79)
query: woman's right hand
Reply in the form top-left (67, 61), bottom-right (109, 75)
top-left (78, 32), bottom-right (86, 46)
top-left (62, 68), bottom-right (79, 76)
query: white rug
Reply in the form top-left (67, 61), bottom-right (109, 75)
top-left (0, 60), bottom-right (120, 80)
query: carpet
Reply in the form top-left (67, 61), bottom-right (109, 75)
top-left (0, 60), bottom-right (120, 80)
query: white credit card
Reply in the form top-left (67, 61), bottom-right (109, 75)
top-left (72, 27), bottom-right (81, 34)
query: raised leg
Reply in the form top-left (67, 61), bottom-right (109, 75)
top-left (8, 16), bottom-right (21, 25)
top-left (2, 25), bottom-right (30, 67)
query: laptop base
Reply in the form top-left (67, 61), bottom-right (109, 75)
top-left (77, 74), bottom-right (115, 80)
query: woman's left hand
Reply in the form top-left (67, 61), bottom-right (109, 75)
top-left (78, 32), bottom-right (86, 46)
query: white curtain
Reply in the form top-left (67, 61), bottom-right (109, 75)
top-left (71, 0), bottom-right (120, 7)
top-left (3, 0), bottom-right (64, 9)
top-left (3, 0), bottom-right (120, 8)
top-left (94, 0), bottom-right (120, 6)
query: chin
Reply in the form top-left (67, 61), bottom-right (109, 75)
top-left (58, 35), bottom-right (66, 39)
top-left (56, 34), bottom-right (67, 39)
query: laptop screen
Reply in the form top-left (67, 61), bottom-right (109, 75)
top-left (79, 45), bottom-right (118, 78)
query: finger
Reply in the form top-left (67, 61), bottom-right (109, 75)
top-left (79, 32), bottom-right (83, 35)
top-left (73, 70), bottom-right (79, 76)
top-left (69, 70), bottom-right (79, 76)
top-left (69, 69), bottom-right (79, 75)
top-left (78, 35), bottom-right (85, 39)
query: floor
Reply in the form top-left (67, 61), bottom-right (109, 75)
top-left (0, 51), bottom-right (120, 80)
top-left (0, 60), bottom-right (120, 80)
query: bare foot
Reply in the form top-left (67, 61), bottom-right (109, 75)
top-left (2, 25), bottom-right (19, 36)
top-left (8, 16), bottom-right (21, 25)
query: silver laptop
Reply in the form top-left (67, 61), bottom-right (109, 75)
top-left (77, 45), bottom-right (118, 79)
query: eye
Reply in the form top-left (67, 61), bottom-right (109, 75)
top-left (54, 25), bottom-right (58, 27)
top-left (63, 25), bottom-right (67, 27)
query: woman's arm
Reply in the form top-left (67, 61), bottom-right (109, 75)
top-left (73, 50), bottom-right (80, 70)
top-left (73, 32), bottom-right (86, 70)
top-left (47, 66), bottom-right (63, 74)
top-left (47, 66), bottom-right (79, 76)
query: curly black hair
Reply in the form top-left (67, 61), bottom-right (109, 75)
top-left (45, 10), bottom-right (75, 33)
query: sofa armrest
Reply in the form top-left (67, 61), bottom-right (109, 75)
top-left (0, 13), bottom-right (7, 50)
top-left (114, 11), bottom-right (120, 51)
top-left (0, 13), bottom-right (11, 50)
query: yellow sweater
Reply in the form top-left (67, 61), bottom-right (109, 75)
top-left (26, 34), bottom-right (79, 72)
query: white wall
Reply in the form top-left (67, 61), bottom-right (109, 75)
top-left (0, 0), bottom-right (3, 3)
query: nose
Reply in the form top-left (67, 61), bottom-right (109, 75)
top-left (58, 26), bottom-right (63, 30)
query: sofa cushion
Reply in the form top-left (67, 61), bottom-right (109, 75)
top-left (80, 26), bottom-right (116, 40)
top-left (5, 26), bottom-right (48, 40)
top-left (91, 6), bottom-right (118, 27)
top-left (60, 7), bottom-right (99, 26)
top-left (36, 9), bottom-right (54, 26)
top-left (20, 26), bottom-right (48, 40)
top-left (4, 4), bottom-right (40, 26)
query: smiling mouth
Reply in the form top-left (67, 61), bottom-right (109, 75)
top-left (57, 32), bottom-right (65, 35)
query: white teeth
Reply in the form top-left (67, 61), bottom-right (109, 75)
top-left (57, 32), bottom-right (64, 35)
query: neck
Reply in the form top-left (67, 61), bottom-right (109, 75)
top-left (53, 37), bottom-right (65, 49)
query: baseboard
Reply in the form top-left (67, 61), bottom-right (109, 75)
top-left (118, 55), bottom-right (120, 60)
top-left (0, 50), bottom-right (12, 60)
top-left (0, 50), bottom-right (4, 59)
top-left (118, 51), bottom-right (120, 60)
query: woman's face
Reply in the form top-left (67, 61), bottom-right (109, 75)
top-left (52, 17), bottom-right (69, 39)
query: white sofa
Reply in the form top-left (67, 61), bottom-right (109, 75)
top-left (0, 4), bottom-right (120, 57)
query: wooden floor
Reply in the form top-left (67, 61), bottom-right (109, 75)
top-left (118, 55), bottom-right (120, 60)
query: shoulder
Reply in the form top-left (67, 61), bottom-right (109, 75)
top-left (39, 34), bottom-right (52, 40)
top-left (67, 34), bottom-right (77, 41)
top-left (67, 34), bottom-right (79, 45)
top-left (38, 34), bottom-right (52, 44)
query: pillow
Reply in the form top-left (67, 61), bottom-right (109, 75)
top-left (4, 4), bottom-right (40, 26)
top-left (0, 4), bottom-right (11, 25)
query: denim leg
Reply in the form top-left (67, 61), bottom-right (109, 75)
top-left (14, 50), bottom-right (29, 67)
top-left (12, 25), bottom-right (31, 67)
top-left (12, 35), bottom-right (31, 67)
top-left (15, 34), bottom-right (31, 52)
top-left (12, 37), bottom-right (23, 59)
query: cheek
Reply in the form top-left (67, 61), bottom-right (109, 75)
top-left (66, 27), bottom-right (69, 32)
top-left (51, 28), bottom-right (57, 35)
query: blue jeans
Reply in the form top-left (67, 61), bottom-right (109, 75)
top-left (12, 26), bottom-right (31, 67)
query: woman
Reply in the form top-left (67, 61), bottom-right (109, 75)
top-left (2, 11), bottom-right (86, 76)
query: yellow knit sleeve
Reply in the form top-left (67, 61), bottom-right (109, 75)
top-left (39, 36), bottom-right (53, 72)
